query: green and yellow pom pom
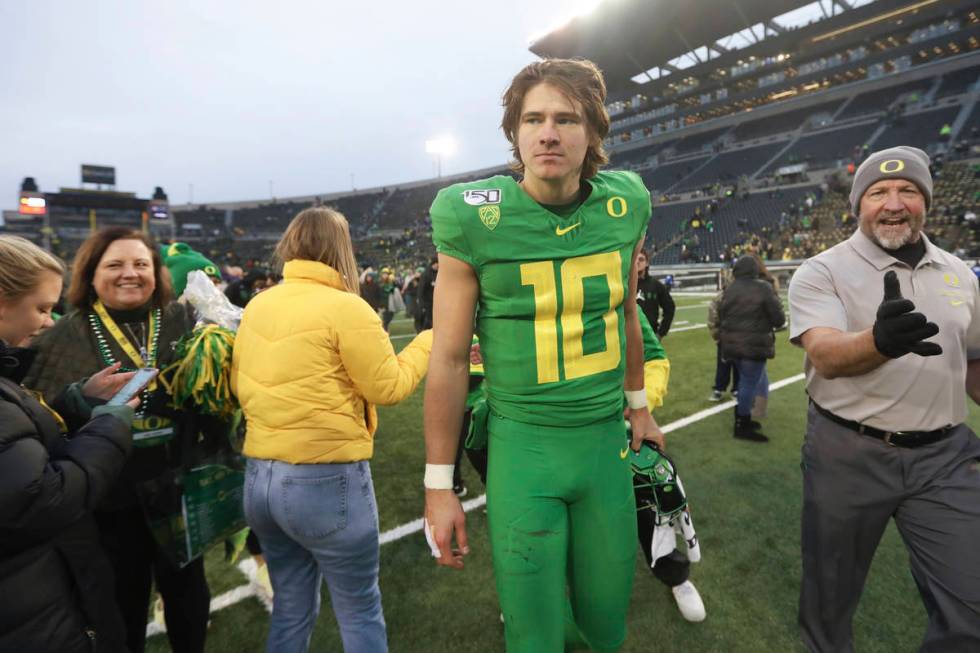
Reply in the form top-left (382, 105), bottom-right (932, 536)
top-left (162, 325), bottom-right (239, 420)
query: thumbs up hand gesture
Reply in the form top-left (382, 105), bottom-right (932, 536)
top-left (872, 271), bottom-right (943, 358)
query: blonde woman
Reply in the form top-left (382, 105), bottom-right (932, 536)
top-left (0, 236), bottom-right (136, 652)
top-left (233, 208), bottom-right (432, 653)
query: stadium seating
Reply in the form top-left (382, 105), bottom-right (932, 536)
top-left (836, 79), bottom-right (933, 120)
top-left (232, 202), bottom-right (307, 233)
top-left (376, 184), bottom-right (443, 230)
top-left (648, 186), bottom-right (816, 264)
top-left (672, 142), bottom-right (787, 192)
top-left (175, 207), bottom-right (227, 237)
top-left (732, 99), bottom-right (844, 142)
top-left (672, 126), bottom-right (731, 156)
top-left (639, 156), bottom-right (711, 193)
top-left (763, 122), bottom-right (879, 173)
top-left (935, 64), bottom-right (980, 98)
top-left (872, 105), bottom-right (963, 152)
top-left (610, 138), bottom-right (679, 169)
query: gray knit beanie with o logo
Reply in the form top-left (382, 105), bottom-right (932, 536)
top-left (849, 145), bottom-right (933, 215)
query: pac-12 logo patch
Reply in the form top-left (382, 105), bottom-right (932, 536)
top-left (463, 189), bottom-right (501, 206)
top-left (478, 205), bottom-right (500, 231)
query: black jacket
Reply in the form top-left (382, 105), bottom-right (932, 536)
top-left (0, 342), bottom-right (132, 652)
top-left (718, 257), bottom-right (786, 360)
top-left (637, 275), bottom-right (676, 337)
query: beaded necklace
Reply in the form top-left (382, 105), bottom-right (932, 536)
top-left (88, 302), bottom-right (161, 417)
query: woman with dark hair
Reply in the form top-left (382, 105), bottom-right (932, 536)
top-left (24, 227), bottom-right (214, 653)
top-left (0, 235), bottom-right (135, 652)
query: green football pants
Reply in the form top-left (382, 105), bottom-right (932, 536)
top-left (486, 412), bottom-right (637, 652)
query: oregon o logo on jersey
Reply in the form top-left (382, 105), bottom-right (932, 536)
top-left (479, 205), bottom-right (500, 231)
top-left (607, 197), bottom-right (628, 218)
top-left (879, 159), bottom-right (905, 174)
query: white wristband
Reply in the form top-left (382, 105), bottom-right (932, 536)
top-left (626, 389), bottom-right (648, 410)
top-left (424, 464), bottom-right (455, 490)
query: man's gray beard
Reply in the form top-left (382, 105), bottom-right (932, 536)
top-left (872, 224), bottom-right (916, 250)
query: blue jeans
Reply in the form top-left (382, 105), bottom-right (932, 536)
top-left (243, 458), bottom-right (387, 653)
top-left (713, 343), bottom-right (740, 392)
top-left (734, 359), bottom-right (767, 416)
top-left (756, 365), bottom-right (769, 400)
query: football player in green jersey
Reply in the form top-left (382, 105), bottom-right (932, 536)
top-left (423, 59), bottom-right (661, 652)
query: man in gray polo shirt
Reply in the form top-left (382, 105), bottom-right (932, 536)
top-left (788, 146), bottom-right (980, 652)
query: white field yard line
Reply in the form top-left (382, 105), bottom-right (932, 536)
top-left (148, 371), bottom-right (807, 634)
top-left (671, 323), bottom-right (707, 333)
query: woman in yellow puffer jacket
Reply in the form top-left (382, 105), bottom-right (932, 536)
top-left (232, 208), bottom-right (432, 653)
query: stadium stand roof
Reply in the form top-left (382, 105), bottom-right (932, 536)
top-left (529, 0), bottom-right (818, 89)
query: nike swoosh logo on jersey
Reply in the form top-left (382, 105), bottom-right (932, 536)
top-left (555, 222), bottom-right (581, 236)
top-left (951, 300), bottom-right (965, 306)
top-left (619, 448), bottom-right (630, 459)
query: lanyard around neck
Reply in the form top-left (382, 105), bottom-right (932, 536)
top-left (93, 300), bottom-right (156, 368)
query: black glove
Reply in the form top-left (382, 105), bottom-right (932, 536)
top-left (872, 270), bottom-right (943, 358)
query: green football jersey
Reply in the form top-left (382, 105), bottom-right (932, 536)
top-left (430, 171), bottom-right (651, 426)
top-left (638, 310), bottom-right (666, 362)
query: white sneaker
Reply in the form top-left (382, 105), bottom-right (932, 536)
top-left (672, 581), bottom-right (706, 622)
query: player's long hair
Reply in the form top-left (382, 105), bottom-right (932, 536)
top-left (501, 58), bottom-right (610, 180)
top-left (275, 207), bottom-right (359, 294)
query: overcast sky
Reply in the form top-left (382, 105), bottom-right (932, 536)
top-left (0, 0), bottom-right (613, 206)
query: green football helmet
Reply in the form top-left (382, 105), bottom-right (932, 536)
top-left (630, 441), bottom-right (687, 522)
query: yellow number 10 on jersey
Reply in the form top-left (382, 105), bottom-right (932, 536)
top-left (520, 251), bottom-right (624, 384)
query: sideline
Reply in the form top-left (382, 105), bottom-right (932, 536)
top-left (148, 371), bottom-right (807, 634)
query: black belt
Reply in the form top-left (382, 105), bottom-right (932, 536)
top-left (810, 401), bottom-right (956, 448)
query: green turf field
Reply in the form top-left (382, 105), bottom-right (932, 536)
top-left (147, 294), bottom-right (977, 652)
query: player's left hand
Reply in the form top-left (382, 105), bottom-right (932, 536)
top-left (629, 406), bottom-right (665, 451)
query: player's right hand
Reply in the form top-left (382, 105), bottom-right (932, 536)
top-left (424, 489), bottom-right (469, 569)
top-left (872, 271), bottom-right (942, 358)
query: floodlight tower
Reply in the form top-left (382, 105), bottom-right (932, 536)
top-left (425, 137), bottom-right (457, 178)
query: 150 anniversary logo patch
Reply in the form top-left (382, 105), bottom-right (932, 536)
top-left (463, 189), bottom-right (501, 206)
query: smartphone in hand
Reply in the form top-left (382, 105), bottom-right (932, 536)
top-left (107, 368), bottom-right (158, 406)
